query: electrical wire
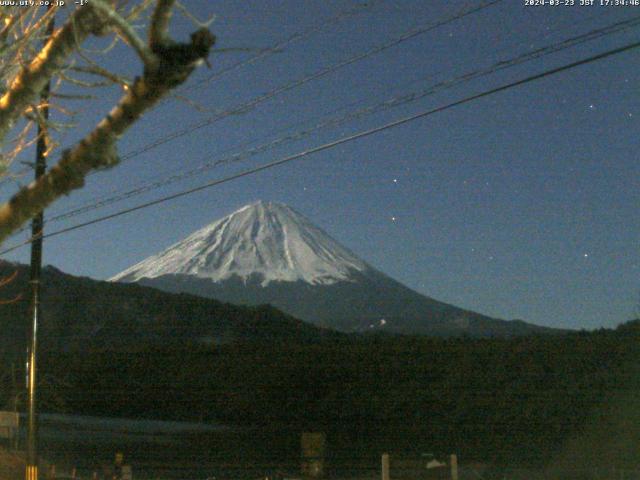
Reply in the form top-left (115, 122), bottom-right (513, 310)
top-left (91, 0), bottom-right (504, 171)
top-left (1, 0), bottom-right (506, 234)
top-left (0, 0), bottom-right (505, 251)
top-left (0, 1), bottom-right (383, 193)
top-left (40, 13), bottom-right (640, 226)
top-left (1, 35), bottom-right (638, 256)
top-left (182, 0), bottom-right (384, 92)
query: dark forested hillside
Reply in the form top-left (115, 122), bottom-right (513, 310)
top-left (0, 260), bottom-right (637, 474)
top-left (0, 261), bottom-right (342, 361)
top-left (26, 321), bottom-right (640, 474)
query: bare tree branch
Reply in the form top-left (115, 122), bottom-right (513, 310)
top-left (126, 0), bottom-right (156, 22)
top-left (69, 65), bottom-right (131, 90)
top-left (89, 0), bottom-right (158, 70)
top-left (57, 71), bottom-right (111, 89)
top-left (0, 25), bottom-right (215, 244)
top-left (175, 1), bottom-right (215, 29)
top-left (149, 0), bottom-right (175, 48)
top-left (0, 6), bottom-right (102, 157)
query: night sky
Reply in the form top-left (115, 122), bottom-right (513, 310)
top-left (1, 0), bottom-right (638, 330)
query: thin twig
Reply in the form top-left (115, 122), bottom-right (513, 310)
top-left (126, 0), bottom-right (155, 22)
top-left (89, 0), bottom-right (158, 69)
top-left (70, 64), bottom-right (132, 87)
top-left (175, 1), bottom-right (215, 29)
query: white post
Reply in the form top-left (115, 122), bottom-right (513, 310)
top-left (450, 454), bottom-right (458, 480)
top-left (381, 453), bottom-right (390, 480)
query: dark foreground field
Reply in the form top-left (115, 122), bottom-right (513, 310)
top-left (1, 320), bottom-right (632, 478)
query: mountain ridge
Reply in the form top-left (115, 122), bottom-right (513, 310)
top-left (0, 259), bottom-right (343, 359)
top-left (113, 201), bottom-right (560, 337)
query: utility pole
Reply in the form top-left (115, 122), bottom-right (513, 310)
top-left (26, 7), bottom-right (54, 480)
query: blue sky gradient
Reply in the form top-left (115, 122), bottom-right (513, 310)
top-left (1, 0), bottom-right (638, 330)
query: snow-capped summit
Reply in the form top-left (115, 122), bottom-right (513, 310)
top-left (111, 200), bottom-right (370, 286)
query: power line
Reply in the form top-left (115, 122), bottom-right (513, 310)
top-left (96, 0), bottom-right (504, 168)
top-left (0, 3), bottom-right (383, 194)
top-left (182, 1), bottom-right (383, 92)
top-left (1, 36), bottom-right (638, 256)
top-left (3, 0), bottom-right (501, 231)
top-left (40, 13), bottom-right (640, 226)
top-left (0, 1), bottom-right (615, 199)
top-left (0, 0), bottom-right (506, 249)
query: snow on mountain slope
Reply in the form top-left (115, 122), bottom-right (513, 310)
top-left (111, 201), bottom-right (370, 286)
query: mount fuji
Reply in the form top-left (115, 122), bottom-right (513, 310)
top-left (111, 201), bottom-right (555, 337)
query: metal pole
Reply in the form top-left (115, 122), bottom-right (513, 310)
top-left (381, 453), bottom-right (390, 480)
top-left (26, 7), bottom-right (54, 480)
top-left (450, 454), bottom-right (458, 480)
